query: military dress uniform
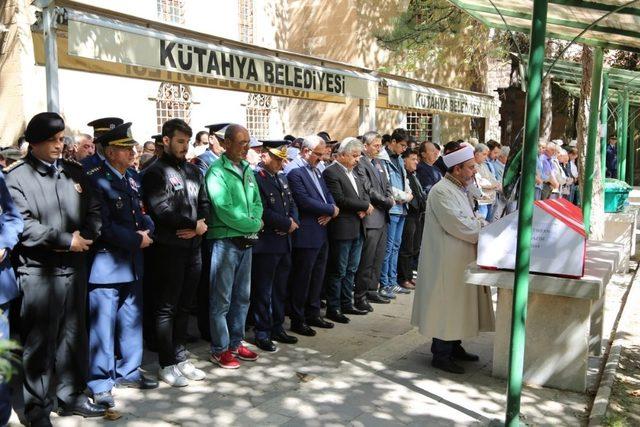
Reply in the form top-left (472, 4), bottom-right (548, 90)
top-left (251, 141), bottom-right (300, 351)
top-left (81, 117), bottom-right (124, 171)
top-left (5, 113), bottom-right (104, 424)
top-left (86, 123), bottom-right (157, 406)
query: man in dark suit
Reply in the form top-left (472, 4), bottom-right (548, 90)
top-left (286, 136), bottom-right (338, 336)
top-left (354, 132), bottom-right (394, 311)
top-left (6, 112), bottom-right (105, 424)
top-left (0, 170), bottom-right (23, 425)
top-left (606, 137), bottom-right (618, 178)
top-left (86, 123), bottom-right (158, 408)
top-left (322, 138), bottom-right (373, 323)
top-left (251, 140), bottom-right (300, 351)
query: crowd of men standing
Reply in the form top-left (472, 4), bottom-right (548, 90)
top-left (0, 111), bottom-right (463, 426)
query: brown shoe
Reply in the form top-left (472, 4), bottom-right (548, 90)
top-left (400, 281), bottom-right (415, 290)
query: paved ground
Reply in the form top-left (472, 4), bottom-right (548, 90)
top-left (7, 264), bottom-right (634, 426)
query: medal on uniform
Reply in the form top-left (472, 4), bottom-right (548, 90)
top-left (74, 183), bottom-right (83, 193)
top-left (115, 198), bottom-right (124, 209)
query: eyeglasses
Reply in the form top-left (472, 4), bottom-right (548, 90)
top-left (311, 150), bottom-right (325, 156)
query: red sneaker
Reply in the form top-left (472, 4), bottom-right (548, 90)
top-left (210, 350), bottom-right (240, 369)
top-left (231, 344), bottom-right (259, 361)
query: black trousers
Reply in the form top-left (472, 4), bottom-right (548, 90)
top-left (18, 269), bottom-right (88, 423)
top-left (196, 239), bottom-right (213, 341)
top-left (142, 245), bottom-right (157, 349)
top-left (398, 213), bottom-right (422, 284)
top-left (154, 243), bottom-right (201, 368)
top-left (354, 227), bottom-right (387, 302)
top-left (251, 252), bottom-right (292, 339)
top-left (288, 242), bottom-right (328, 326)
top-left (431, 338), bottom-right (462, 361)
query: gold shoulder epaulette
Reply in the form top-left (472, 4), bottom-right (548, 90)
top-left (3, 160), bottom-right (24, 173)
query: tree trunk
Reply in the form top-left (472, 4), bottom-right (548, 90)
top-left (576, 46), bottom-right (605, 240)
top-left (540, 40), bottom-right (556, 144)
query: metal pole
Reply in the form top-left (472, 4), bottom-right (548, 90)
top-left (582, 47), bottom-right (604, 236)
top-left (600, 73), bottom-right (609, 182)
top-left (623, 92), bottom-right (631, 184)
top-left (42, 2), bottom-right (60, 113)
top-left (629, 106), bottom-right (636, 185)
top-left (617, 92), bottom-right (624, 180)
top-left (505, 0), bottom-right (548, 425)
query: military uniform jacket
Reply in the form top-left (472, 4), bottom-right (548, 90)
top-left (5, 152), bottom-right (102, 275)
top-left (253, 165), bottom-right (299, 254)
top-left (87, 162), bottom-right (154, 284)
top-left (141, 153), bottom-right (210, 248)
top-left (0, 171), bottom-right (23, 304)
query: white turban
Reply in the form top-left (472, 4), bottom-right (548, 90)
top-left (443, 144), bottom-right (475, 168)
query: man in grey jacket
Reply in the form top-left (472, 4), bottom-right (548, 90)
top-left (353, 132), bottom-right (395, 311)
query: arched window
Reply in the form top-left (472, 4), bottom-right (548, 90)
top-left (156, 82), bottom-right (192, 132)
top-left (157, 0), bottom-right (185, 25)
top-left (245, 93), bottom-right (272, 140)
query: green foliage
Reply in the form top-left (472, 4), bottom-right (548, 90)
top-left (374, 0), bottom-right (508, 87)
top-left (0, 338), bottom-right (20, 382)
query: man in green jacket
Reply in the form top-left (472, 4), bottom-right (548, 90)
top-left (205, 124), bottom-right (264, 369)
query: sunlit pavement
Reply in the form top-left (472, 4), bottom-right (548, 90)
top-left (10, 274), bottom-right (628, 426)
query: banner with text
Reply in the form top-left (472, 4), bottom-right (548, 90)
top-left (67, 20), bottom-right (377, 100)
top-left (387, 82), bottom-right (496, 118)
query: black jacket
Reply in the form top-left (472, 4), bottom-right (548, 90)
top-left (141, 153), bottom-right (210, 248)
top-left (5, 152), bottom-right (102, 274)
top-left (406, 171), bottom-right (427, 215)
top-left (322, 162), bottom-right (370, 240)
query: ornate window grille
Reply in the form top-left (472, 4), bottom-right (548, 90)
top-left (406, 112), bottom-right (433, 142)
top-left (157, 0), bottom-right (185, 25)
top-left (245, 93), bottom-right (272, 140)
top-left (239, 0), bottom-right (254, 43)
top-left (156, 82), bottom-right (192, 132)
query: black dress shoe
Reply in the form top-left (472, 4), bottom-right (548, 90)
top-left (291, 323), bottom-right (317, 336)
top-left (93, 391), bottom-right (115, 408)
top-left (59, 399), bottom-right (107, 417)
top-left (367, 293), bottom-right (390, 304)
top-left (431, 357), bottom-right (465, 374)
top-left (30, 418), bottom-right (53, 427)
top-left (354, 300), bottom-right (373, 312)
top-left (326, 310), bottom-right (350, 323)
top-left (272, 331), bottom-right (298, 344)
top-left (342, 306), bottom-right (368, 315)
top-left (115, 374), bottom-right (159, 389)
top-left (256, 338), bottom-right (277, 352)
top-left (306, 316), bottom-right (334, 329)
top-left (452, 345), bottom-right (480, 362)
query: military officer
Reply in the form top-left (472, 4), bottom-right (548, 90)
top-left (82, 117), bottom-right (124, 171)
top-left (251, 140), bottom-right (300, 352)
top-left (5, 112), bottom-right (105, 425)
top-left (193, 123), bottom-right (228, 175)
top-left (86, 122), bottom-right (159, 408)
top-left (0, 170), bottom-right (23, 425)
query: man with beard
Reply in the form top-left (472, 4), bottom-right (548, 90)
top-left (411, 142), bottom-right (494, 374)
top-left (142, 119), bottom-right (210, 387)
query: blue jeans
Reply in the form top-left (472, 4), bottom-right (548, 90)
top-left (0, 303), bottom-right (11, 426)
top-left (88, 282), bottom-right (142, 394)
top-left (326, 235), bottom-right (364, 311)
top-left (380, 214), bottom-right (406, 289)
top-left (209, 239), bottom-right (252, 354)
